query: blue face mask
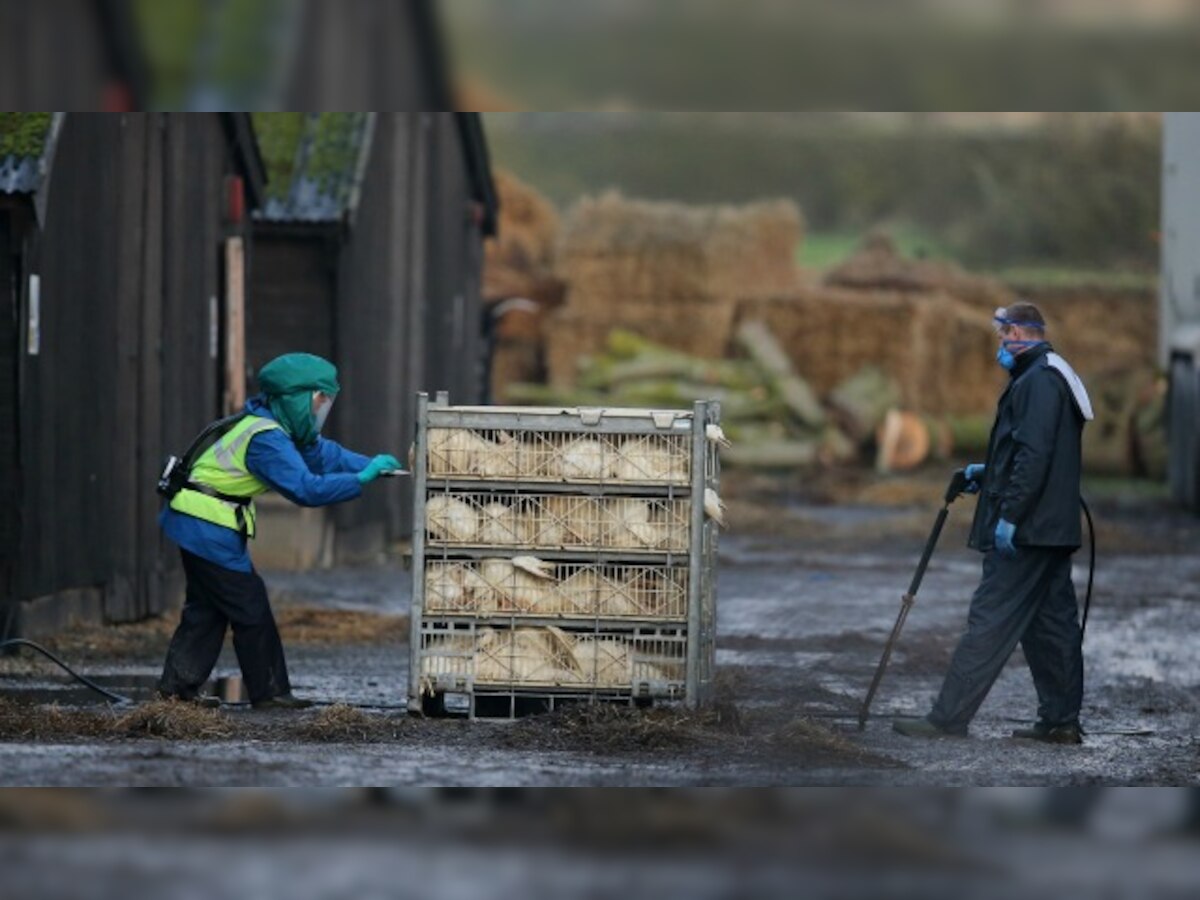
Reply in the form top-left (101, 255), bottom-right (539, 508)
top-left (996, 339), bottom-right (1044, 371)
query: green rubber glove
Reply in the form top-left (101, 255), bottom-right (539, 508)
top-left (357, 454), bottom-right (402, 485)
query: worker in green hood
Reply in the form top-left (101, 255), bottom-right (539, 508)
top-left (157, 352), bottom-right (404, 710)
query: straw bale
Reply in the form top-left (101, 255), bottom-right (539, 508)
top-left (559, 192), bottom-right (802, 302)
top-left (824, 230), bottom-right (1013, 313)
top-left (483, 168), bottom-right (560, 302)
top-left (738, 287), bottom-right (1001, 417)
top-left (546, 194), bottom-right (801, 384)
top-left (1013, 283), bottom-right (1158, 381)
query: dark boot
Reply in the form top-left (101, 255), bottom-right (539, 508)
top-left (251, 692), bottom-right (314, 710)
top-left (1011, 721), bottom-right (1083, 745)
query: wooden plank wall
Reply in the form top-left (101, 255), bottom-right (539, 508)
top-left (0, 212), bottom-right (18, 637)
top-left (17, 113), bottom-right (237, 623)
top-left (246, 232), bottom-right (337, 373)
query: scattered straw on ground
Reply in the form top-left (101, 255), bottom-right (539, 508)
top-left (291, 704), bottom-right (409, 743)
top-left (0, 697), bottom-right (232, 742)
top-left (501, 701), bottom-right (745, 754)
top-left (113, 699), bottom-right (235, 740)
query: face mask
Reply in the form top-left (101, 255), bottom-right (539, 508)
top-left (996, 339), bottom-right (1044, 371)
top-left (313, 393), bottom-right (334, 432)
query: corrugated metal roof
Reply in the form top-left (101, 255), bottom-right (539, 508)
top-left (253, 113), bottom-right (374, 224)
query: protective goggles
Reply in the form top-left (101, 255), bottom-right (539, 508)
top-left (992, 307), bottom-right (1045, 336)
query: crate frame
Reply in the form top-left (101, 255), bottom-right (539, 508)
top-left (409, 392), bottom-right (720, 717)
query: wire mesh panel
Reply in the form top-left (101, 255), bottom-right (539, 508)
top-left (427, 427), bottom-right (692, 486)
top-left (425, 492), bottom-right (691, 553)
top-left (424, 559), bottom-right (689, 620)
top-left (418, 620), bottom-right (688, 695)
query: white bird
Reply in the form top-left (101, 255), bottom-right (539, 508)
top-left (512, 555), bottom-right (557, 580)
top-left (706, 424), bottom-right (732, 449)
top-left (704, 487), bottom-right (727, 528)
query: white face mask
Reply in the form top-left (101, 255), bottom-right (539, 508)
top-left (313, 393), bottom-right (334, 433)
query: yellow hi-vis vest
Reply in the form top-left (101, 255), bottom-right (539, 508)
top-left (168, 415), bottom-right (283, 537)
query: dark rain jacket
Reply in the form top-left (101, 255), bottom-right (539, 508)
top-left (968, 343), bottom-right (1086, 553)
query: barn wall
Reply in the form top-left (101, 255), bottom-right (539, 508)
top-left (15, 113), bottom-right (245, 629)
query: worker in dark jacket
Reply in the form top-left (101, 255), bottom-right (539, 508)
top-left (895, 302), bottom-right (1093, 744)
top-left (157, 353), bottom-right (403, 710)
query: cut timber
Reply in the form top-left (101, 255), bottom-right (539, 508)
top-left (875, 410), bottom-right (931, 473)
top-left (828, 366), bottom-right (900, 444)
top-left (735, 320), bottom-right (825, 428)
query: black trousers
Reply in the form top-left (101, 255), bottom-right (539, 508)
top-left (929, 548), bottom-right (1083, 732)
top-left (158, 549), bottom-right (291, 703)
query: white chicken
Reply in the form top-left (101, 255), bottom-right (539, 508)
top-left (560, 437), bottom-right (608, 480)
top-left (601, 498), bottom-right (652, 549)
top-left (425, 496), bottom-right (479, 543)
top-left (424, 562), bottom-right (466, 611)
top-left (478, 502), bottom-right (523, 545)
top-left (703, 487), bottom-right (727, 529)
top-left (706, 423), bottom-right (732, 449)
top-left (613, 436), bottom-right (687, 484)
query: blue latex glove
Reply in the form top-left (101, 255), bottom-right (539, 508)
top-left (994, 518), bottom-right (1017, 557)
top-left (963, 463), bottom-right (985, 494)
top-left (357, 454), bottom-right (403, 485)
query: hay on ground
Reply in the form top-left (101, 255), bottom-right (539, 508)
top-left (113, 699), bottom-right (235, 740)
top-left (293, 704), bottom-right (406, 743)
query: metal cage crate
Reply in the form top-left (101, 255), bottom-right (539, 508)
top-left (409, 393), bottom-right (720, 717)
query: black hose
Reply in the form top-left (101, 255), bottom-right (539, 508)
top-left (0, 639), bottom-right (134, 705)
top-left (1080, 497), bottom-right (1096, 638)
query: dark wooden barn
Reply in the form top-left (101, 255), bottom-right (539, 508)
top-left (0, 113), bottom-right (264, 639)
top-left (248, 111), bottom-right (497, 564)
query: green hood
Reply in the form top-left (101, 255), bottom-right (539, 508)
top-left (256, 353), bottom-right (340, 446)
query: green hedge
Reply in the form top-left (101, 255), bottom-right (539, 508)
top-left (488, 116), bottom-right (1161, 271)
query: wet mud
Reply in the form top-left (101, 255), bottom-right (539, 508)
top-left (1, 469), bottom-right (1198, 785)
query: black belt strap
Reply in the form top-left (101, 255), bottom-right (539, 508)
top-left (184, 481), bottom-right (254, 538)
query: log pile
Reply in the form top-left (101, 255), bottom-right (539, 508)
top-left (509, 326), bottom-right (991, 473)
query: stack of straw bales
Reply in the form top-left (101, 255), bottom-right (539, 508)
top-left (484, 169), bottom-right (567, 401)
top-left (738, 287), bottom-right (1001, 417)
top-left (547, 193), bottom-right (803, 387)
top-left (484, 169), bottom-right (561, 302)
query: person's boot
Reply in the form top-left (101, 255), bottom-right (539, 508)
top-left (892, 717), bottom-right (967, 739)
top-left (251, 692), bottom-right (314, 710)
top-left (1011, 721), bottom-right (1083, 745)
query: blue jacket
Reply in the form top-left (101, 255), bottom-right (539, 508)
top-left (160, 396), bottom-right (371, 571)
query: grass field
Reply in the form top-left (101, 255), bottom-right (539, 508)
top-left (798, 227), bottom-right (1157, 292)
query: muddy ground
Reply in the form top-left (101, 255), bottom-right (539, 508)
top-left (1, 467), bottom-right (1198, 786)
